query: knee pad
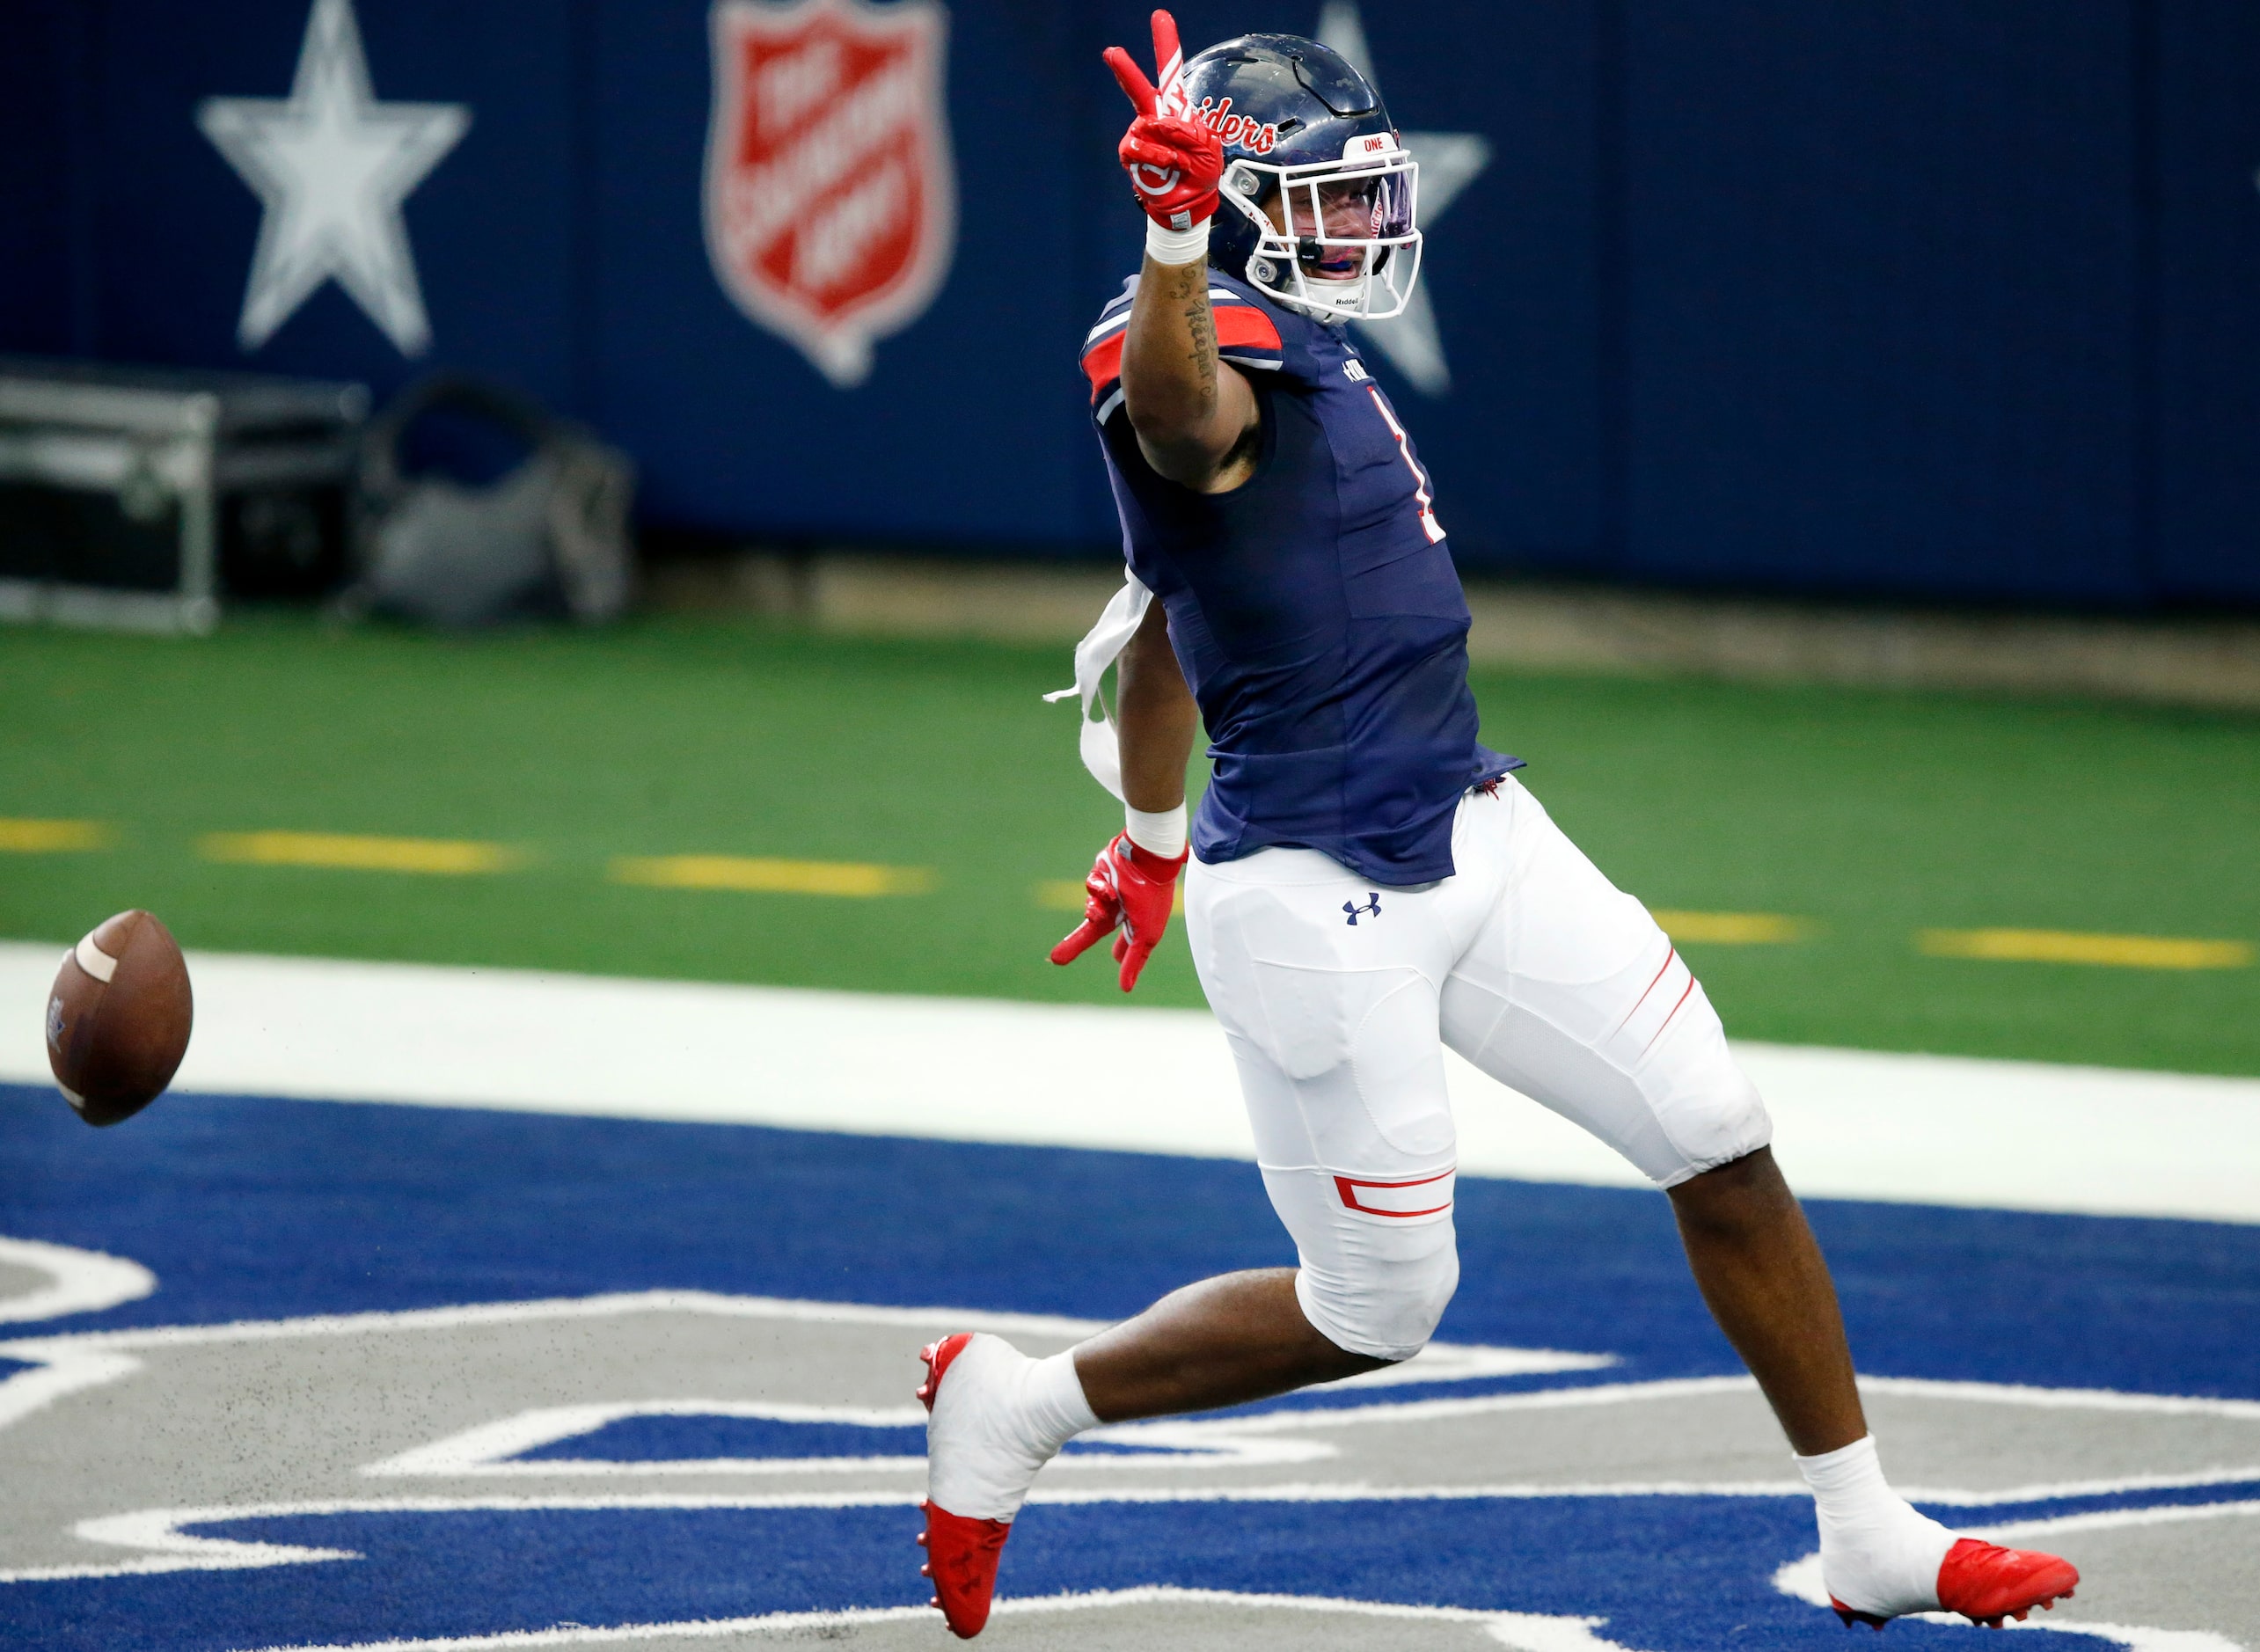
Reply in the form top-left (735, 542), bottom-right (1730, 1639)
top-left (1647, 998), bottom-right (1774, 1188)
top-left (1291, 1213), bottom-right (1461, 1363)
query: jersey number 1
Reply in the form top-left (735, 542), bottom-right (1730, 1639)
top-left (1364, 386), bottom-right (1446, 545)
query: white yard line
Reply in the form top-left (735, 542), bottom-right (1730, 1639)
top-left (4, 942), bottom-right (2257, 1223)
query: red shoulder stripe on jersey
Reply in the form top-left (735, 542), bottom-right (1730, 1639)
top-left (1083, 305), bottom-right (1283, 403)
top-left (1213, 304), bottom-right (1284, 351)
top-left (1082, 333), bottom-right (1127, 398)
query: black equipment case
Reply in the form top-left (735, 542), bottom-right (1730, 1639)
top-left (0, 358), bottom-right (369, 633)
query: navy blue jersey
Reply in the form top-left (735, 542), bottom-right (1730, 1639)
top-left (1081, 270), bottom-right (1517, 887)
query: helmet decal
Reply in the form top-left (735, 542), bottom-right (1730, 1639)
top-left (1191, 97), bottom-right (1281, 156)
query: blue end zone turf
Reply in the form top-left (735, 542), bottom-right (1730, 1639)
top-left (513, 1414), bottom-right (1197, 1462)
top-left (4, 1085), bottom-right (2256, 1398)
top-left (516, 1414), bottom-right (932, 1462)
top-left (4, 1082), bottom-right (2259, 1650)
top-left (13, 1491), bottom-right (2204, 1652)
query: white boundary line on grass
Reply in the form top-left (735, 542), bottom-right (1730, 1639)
top-left (4, 944), bottom-right (2259, 1223)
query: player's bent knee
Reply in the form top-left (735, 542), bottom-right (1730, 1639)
top-left (1294, 1229), bottom-right (1459, 1364)
top-left (1653, 1074), bottom-right (1774, 1190)
top-left (1643, 1010), bottom-right (1775, 1188)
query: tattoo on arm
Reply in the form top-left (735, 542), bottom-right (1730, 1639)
top-left (1121, 254), bottom-right (1255, 487)
top-left (1184, 303), bottom-right (1218, 406)
top-left (1170, 263), bottom-right (1218, 411)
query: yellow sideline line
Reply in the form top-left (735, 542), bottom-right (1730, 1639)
top-left (0, 818), bottom-right (112, 853)
top-left (1919, 928), bottom-right (2252, 970)
top-left (1650, 910), bottom-right (1813, 945)
top-left (1037, 880), bottom-right (1090, 912)
top-left (201, 831), bottom-right (526, 875)
top-left (613, 855), bottom-right (935, 897)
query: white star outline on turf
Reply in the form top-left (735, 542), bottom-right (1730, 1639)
top-left (1316, 1), bottom-right (1491, 397)
top-left (197, 0), bottom-right (470, 356)
top-left (0, 1241), bottom-right (2242, 1648)
top-left (0, 1288), bottom-right (2245, 1649)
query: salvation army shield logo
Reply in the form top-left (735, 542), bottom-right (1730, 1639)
top-left (704, 0), bottom-right (957, 388)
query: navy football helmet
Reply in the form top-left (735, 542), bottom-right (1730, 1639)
top-left (1179, 33), bottom-right (1420, 323)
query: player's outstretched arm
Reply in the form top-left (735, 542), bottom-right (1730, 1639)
top-left (1103, 11), bottom-right (1260, 493)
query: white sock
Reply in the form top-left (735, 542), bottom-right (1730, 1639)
top-left (1021, 1349), bottom-right (1101, 1452)
top-left (1796, 1436), bottom-right (1958, 1618)
top-left (925, 1336), bottom-right (1099, 1522)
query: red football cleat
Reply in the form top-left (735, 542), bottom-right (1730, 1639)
top-left (918, 1499), bottom-right (1011, 1639)
top-left (1832, 1538), bottom-right (2080, 1631)
top-left (917, 1334), bottom-right (1013, 1640)
top-left (1935, 1538), bottom-right (2081, 1628)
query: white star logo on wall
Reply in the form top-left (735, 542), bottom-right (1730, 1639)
top-left (197, 0), bottom-right (470, 356)
top-left (1317, 1), bottom-right (1490, 397)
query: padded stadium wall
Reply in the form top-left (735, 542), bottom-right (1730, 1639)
top-left (1, 0), bottom-right (2254, 609)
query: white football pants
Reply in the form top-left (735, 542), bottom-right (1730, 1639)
top-left (1184, 776), bottom-right (1772, 1362)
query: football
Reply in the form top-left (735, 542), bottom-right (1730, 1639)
top-left (45, 910), bottom-right (194, 1128)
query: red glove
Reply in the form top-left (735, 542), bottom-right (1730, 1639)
top-left (1050, 831), bottom-right (1189, 992)
top-left (1103, 11), bottom-right (1222, 232)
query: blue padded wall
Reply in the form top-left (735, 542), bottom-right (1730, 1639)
top-left (1620, 1), bottom-right (2147, 604)
top-left (2155, 0), bottom-right (2260, 605)
top-left (0, 4), bottom-right (87, 358)
top-left (0, 0), bottom-right (2250, 605)
top-left (586, 0), bottom-right (1094, 547)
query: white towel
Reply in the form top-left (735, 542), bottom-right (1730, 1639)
top-left (1041, 568), bottom-right (1153, 802)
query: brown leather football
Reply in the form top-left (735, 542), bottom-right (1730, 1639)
top-left (46, 910), bottom-right (194, 1128)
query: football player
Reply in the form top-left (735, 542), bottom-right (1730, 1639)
top-left (915, 15), bottom-right (2079, 1639)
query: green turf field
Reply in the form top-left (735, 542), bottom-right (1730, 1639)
top-left (4, 610), bottom-right (2256, 1076)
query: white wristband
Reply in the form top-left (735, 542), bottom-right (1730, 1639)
top-left (1125, 802), bottom-right (1189, 859)
top-left (1145, 217), bottom-right (1210, 267)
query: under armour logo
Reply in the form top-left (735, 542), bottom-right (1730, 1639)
top-left (1343, 894), bottom-right (1382, 925)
